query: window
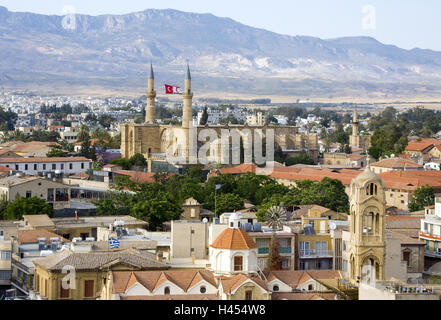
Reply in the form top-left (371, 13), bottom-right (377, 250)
top-left (308, 284), bottom-right (314, 291)
top-left (282, 258), bottom-right (290, 269)
top-left (43, 164), bottom-right (46, 170)
top-left (245, 290), bottom-right (253, 300)
top-left (15, 164), bottom-right (19, 170)
top-left (80, 233), bottom-right (89, 240)
top-left (403, 251), bottom-right (411, 267)
top-left (61, 164), bottom-right (64, 170)
top-left (81, 163), bottom-right (84, 169)
top-left (52, 164), bottom-right (56, 170)
top-left (60, 281), bottom-right (70, 298)
top-left (200, 286), bottom-right (206, 294)
top-left (84, 280), bottom-right (94, 298)
top-left (25, 164), bottom-right (28, 170)
top-left (234, 256), bottom-right (243, 271)
top-left (69, 163), bottom-right (73, 170)
top-left (164, 287), bottom-right (170, 295)
top-left (273, 285), bottom-right (279, 292)
top-left (0, 270), bottom-right (11, 280)
top-left (26, 191), bottom-right (32, 198)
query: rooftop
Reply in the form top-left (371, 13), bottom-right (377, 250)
top-left (33, 248), bottom-right (168, 271)
top-left (0, 157), bottom-right (90, 163)
top-left (371, 158), bottom-right (423, 169)
top-left (211, 228), bottom-right (257, 250)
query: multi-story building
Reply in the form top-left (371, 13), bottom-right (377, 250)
top-left (0, 176), bottom-right (70, 210)
top-left (0, 240), bottom-right (12, 287)
top-left (0, 157), bottom-right (92, 176)
top-left (419, 194), bottom-right (441, 259)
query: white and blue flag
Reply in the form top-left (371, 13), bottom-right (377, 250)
top-left (108, 238), bottom-right (120, 249)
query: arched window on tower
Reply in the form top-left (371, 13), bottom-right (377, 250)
top-left (366, 183), bottom-right (377, 196)
top-left (362, 212), bottom-right (374, 235)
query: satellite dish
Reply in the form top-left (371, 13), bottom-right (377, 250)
top-left (202, 218), bottom-right (208, 223)
top-left (329, 222), bottom-right (337, 230)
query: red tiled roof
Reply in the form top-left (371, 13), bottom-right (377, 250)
top-left (371, 158), bottom-right (423, 169)
top-left (211, 228), bottom-right (257, 250)
top-left (219, 164), bottom-right (257, 175)
top-left (18, 229), bottom-right (68, 244)
top-left (405, 138), bottom-right (441, 152)
top-left (114, 170), bottom-right (174, 184)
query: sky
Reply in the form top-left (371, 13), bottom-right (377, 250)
top-left (0, 0), bottom-right (440, 51)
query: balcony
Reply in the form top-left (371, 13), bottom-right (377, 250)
top-left (424, 250), bottom-right (441, 259)
top-left (279, 247), bottom-right (292, 254)
top-left (258, 248), bottom-right (269, 254)
top-left (420, 231), bottom-right (441, 241)
top-left (299, 249), bottom-right (334, 258)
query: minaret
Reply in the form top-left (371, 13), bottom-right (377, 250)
top-left (352, 107), bottom-right (359, 137)
top-left (182, 63), bottom-right (193, 129)
top-left (145, 63), bottom-right (156, 124)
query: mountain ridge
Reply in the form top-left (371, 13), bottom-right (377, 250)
top-left (1, 6), bottom-right (441, 99)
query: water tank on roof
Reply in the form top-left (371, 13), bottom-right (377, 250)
top-left (243, 223), bottom-right (252, 232)
top-left (253, 223), bottom-right (262, 232)
top-left (86, 237), bottom-right (95, 242)
top-left (114, 220), bottom-right (125, 227)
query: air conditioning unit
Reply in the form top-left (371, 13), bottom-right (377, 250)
top-left (72, 237), bottom-right (83, 243)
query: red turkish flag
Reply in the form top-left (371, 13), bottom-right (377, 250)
top-left (165, 84), bottom-right (183, 95)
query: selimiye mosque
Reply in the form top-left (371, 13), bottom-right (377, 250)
top-left (120, 64), bottom-right (319, 166)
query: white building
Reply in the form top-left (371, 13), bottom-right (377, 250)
top-left (209, 213), bottom-right (258, 276)
top-left (419, 194), bottom-right (441, 258)
top-left (0, 157), bottom-right (92, 176)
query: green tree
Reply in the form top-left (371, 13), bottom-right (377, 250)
top-left (200, 107), bottom-right (209, 125)
top-left (409, 186), bottom-right (435, 212)
top-left (46, 147), bottom-right (67, 158)
top-left (285, 151), bottom-right (315, 166)
top-left (214, 193), bottom-right (243, 216)
top-left (129, 153), bottom-right (147, 168)
top-left (110, 158), bottom-right (132, 170)
top-left (3, 196), bottom-right (53, 220)
top-left (131, 192), bottom-right (182, 231)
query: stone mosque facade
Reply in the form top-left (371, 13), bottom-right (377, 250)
top-left (120, 65), bottom-right (319, 166)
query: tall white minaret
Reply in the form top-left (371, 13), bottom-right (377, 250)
top-left (182, 64), bottom-right (193, 129)
top-left (352, 107), bottom-right (359, 137)
top-left (145, 63), bottom-right (156, 124)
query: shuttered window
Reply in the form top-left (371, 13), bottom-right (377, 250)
top-left (84, 280), bottom-right (94, 298)
top-left (60, 281), bottom-right (70, 298)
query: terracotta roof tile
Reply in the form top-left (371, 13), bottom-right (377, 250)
top-left (18, 229), bottom-right (68, 244)
top-left (211, 228), bottom-right (257, 250)
top-left (371, 158), bottom-right (423, 169)
top-left (219, 164), bottom-right (257, 175)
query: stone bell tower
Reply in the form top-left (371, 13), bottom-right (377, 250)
top-left (348, 163), bottom-right (386, 285)
top-left (145, 63), bottom-right (156, 124)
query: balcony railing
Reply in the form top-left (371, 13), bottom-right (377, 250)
top-left (299, 249), bottom-right (334, 258)
top-left (279, 247), bottom-right (292, 254)
top-left (424, 250), bottom-right (441, 259)
top-left (420, 232), bottom-right (441, 241)
top-left (258, 248), bottom-right (269, 254)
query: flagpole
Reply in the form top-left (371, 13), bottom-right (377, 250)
top-left (215, 187), bottom-right (217, 218)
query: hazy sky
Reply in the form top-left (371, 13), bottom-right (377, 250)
top-left (1, 0), bottom-right (440, 51)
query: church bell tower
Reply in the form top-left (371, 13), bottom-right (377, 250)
top-left (348, 163), bottom-right (386, 285)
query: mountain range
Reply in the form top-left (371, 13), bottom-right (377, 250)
top-left (1, 6), bottom-right (441, 100)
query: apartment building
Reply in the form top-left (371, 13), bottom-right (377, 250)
top-left (0, 157), bottom-right (91, 176)
top-left (419, 194), bottom-right (441, 259)
top-left (0, 176), bottom-right (70, 210)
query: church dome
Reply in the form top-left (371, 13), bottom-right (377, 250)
top-left (353, 166), bottom-right (381, 185)
top-left (211, 228), bottom-right (257, 250)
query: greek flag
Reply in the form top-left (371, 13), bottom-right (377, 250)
top-left (216, 184), bottom-right (221, 190)
top-left (108, 238), bottom-right (120, 249)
